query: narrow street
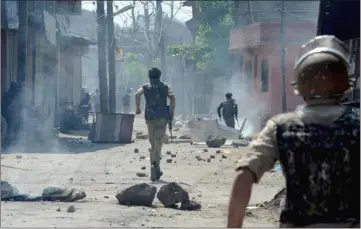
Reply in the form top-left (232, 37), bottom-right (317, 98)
top-left (1, 116), bottom-right (283, 227)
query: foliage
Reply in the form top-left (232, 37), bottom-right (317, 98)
top-left (168, 1), bottom-right (235, 76)
top-left (124, 53), bottom-right (160, 88)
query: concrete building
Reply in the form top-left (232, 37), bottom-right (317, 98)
top-left (229, 1), bottom-right (319, 116)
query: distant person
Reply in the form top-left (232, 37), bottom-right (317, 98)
top-left (79, 93), bottom-right (91, 123)
top-left (91, 89), bottom-right (100, 113)
top-left (217, 93), bottom-right (238, 128)
top-left (135, 68), bottom-right (176, 182)
top-left (122, 89), bottom-right (132, 113)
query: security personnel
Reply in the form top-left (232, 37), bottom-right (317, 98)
top-left (227, 35), bottom-right (360, 228)
top-left (135, 68), bottom-right (176, 182)
top-left (217, 93), bottom-right (238, 128)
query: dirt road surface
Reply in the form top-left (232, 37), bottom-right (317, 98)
top-left (1, 116), bottom-right (283, 227)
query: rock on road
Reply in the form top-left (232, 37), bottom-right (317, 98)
top-left (1, 116), bottom-right (283, 227)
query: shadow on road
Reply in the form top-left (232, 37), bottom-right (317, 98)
top-left (2, 132), bottom-right (127, 155)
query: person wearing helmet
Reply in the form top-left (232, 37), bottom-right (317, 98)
top-left (135, 68), bottom-right (176, 182)
top-left (227, 36), bottom-right (359, 228)
top-left (217, 92), bottom-right (238, 128)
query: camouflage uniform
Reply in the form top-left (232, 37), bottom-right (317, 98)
top-left (136, 81), bottom-right (174, 180)
top-left (235, 36), bottom-right (360, 227)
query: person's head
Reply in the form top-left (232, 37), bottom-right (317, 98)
top-left (225, 92), bottom-right (233, 100)
top-left (292, 35), bottom-right (350, 102)
top-left (148, 68), bottom-right (162, 80)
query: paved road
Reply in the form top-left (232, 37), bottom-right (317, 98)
top-left (1, 116), bottom-right (283, 227)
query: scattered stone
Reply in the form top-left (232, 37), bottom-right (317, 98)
top-left (206, 135), bottom-right (226, 148)
top-left (232, 139), bottom-right (250, 147)
top-left (136, 133), bottom-right (148, 140)
top-left (166, 159), bottom-right (173, 163)
top-left (166, 151), bottom-right (172, 155)
top-left (136, 172), bottom-right (147, 177)
top-left (179, 134), bottom-right (191, 140)
top-left (173, 128), bottom-right (180, 131)
top-left (1, 181), bottom-right (20, 199)
top-left (171, 154), bottom-right (176, 158)
top-left (56, 207), bottom-right (61, 212)
top-left (203, 149), bottom-right (208, 152)
top-left (16, 155), bottom-right (22, 159)
top-left (141, 166), bottom-right (146, 170)
top-left (221, 155), bottom-right (227, 159)
top-left (216, 150), bottom-right (221, 154)
top-left (42, 187), bottom-right (86, 202)
top-left (104, 195), bottom-right (109, 199)
top-left (134, 148), bottom-right (139, 153)
top-left (140, 156), bottom-right (146, 160)
top-left (115, 183), bottom-right (157, 207)
top-left (206, 158), bottom-right (211, 163)
top-left (67, 205), bottom-right (76, 213)
top-left (157, 182), bottom-right (189, 208)
top-left (210, 155), bottom-right (215, 159)
top-left (180, 199), bottom-right (201, 211)
top-left (69, 178), bottom-right (73, 181)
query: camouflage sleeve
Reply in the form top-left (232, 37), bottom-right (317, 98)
top-left (136, 86), bottom-right (144, 95)
top-left (235, 119), bottom-right (279, 183)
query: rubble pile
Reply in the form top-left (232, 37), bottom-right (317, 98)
top-left (1, 181), bottom-right (87, 202)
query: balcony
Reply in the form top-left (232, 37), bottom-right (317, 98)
top-left (229, 21), bottom-right (317, 52)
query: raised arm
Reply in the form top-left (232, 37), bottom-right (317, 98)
top-left (217, 103), bottom-right (223, 118)
top-left (135, 87), bottom-right (144, 114)
top-left (227, 119), bottom-right (279, 227)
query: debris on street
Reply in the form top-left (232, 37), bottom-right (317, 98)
top-left (156, 182), bottom-right (189, 208)
top-left (116, 183), bottom-right (157, 207)
top-left (205, 135), bottom-right (226, 148)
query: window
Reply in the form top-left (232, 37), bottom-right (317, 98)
top-left (261, 59), bottom-right (269, 92)
top-left (246, 61), bottom-right (252, 82)
top-left (254, 55), bottom-right (258, 78)
top-left (239, 55), bottom-right (243, 73)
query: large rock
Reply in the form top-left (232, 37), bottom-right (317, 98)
top-left (42, 187), bottom-right (86, 202)
top-left (1, 181), bottom-right (20, 199)
top-left (179, 134), bottom-right (191, 140)
top-left (232, 139), bottom-right (249, 147)
top-left (157, 182), bottom-right (189, 208)
top-left (116, 183), bottom-right (157, 207)
top-left (205, 135), bottom-right (226, 148)
top-left (180, 199), bottom-right (202, 211)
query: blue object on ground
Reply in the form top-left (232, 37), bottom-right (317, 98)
top-left (274, 164), bottom-right (282, 172)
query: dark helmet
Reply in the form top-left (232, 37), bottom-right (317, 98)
top-left (292, 35), bottom-right (350, 100)
top-left (148, 67), bottom-right (161, 79)
top-left (225, 93), bottom-right (232, 98)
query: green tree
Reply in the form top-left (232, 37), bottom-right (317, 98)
top-left (124, 54), bottom-right (162, 88)
top-left (168, 1), bottom-right (235, 77)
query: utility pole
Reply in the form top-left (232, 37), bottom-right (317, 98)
top-left (107, 0), bottom-right (116, 113)
top-left (17, 1), bottom-right (28, 82)
top-left (180, 37), bottom-right (186, 118)
top-left (97, 0), bottom-right (109, 113)
top-left (280, 0), bottom-right (287, 112)
top-left (156, 0), bottom-right (167, 81)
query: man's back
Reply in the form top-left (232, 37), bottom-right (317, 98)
top-left (272, 105), bottom-right (360, 225)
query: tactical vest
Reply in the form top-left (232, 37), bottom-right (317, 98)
top-left (142, 82), bottom-right (169, 121)
top-left (222, 99), bottom-right (236, 117)
top-left (276, 107), bottom-right (360, 226)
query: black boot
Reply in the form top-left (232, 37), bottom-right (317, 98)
top-left (156, 165), bottom-right (163, 180)
top-left (150, 163), bottom-right (157, 182)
